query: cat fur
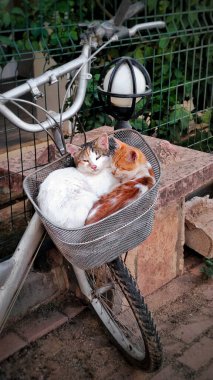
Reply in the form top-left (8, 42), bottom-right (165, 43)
top-left (85, 137), bottom-right (155, 225)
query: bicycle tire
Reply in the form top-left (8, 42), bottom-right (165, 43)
top-left (85, 257), bottom-right (163, 372)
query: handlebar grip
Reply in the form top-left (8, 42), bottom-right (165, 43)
top-left (128, 21), bottom-right (166, 36)
top-left (111, 21), bottom-right (166, 41)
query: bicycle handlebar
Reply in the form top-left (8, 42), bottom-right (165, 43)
top-left (0, 19), bottom-right (166, 133)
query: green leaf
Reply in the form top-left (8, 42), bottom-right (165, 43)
top-left (159, 38), bottom-right (170, 49)
top-left (147, 0), bottom-right (158, 13)
top-left (169, 106), bottom-right (191, 131)
top-left (162, 64), bottom-right (169, 75)
top-left (134, 47), bottom-right (144, 62)
top-left (201, 109), bottom-right (211, 124)
top-left (70, 30), bottom-right (78, 41)
top-left (0, 0), bottom-right (10, 10)
top-left (50, 33), bottom-right (59, 46)
top-left (16, 40), bottom-right (25, 51)
top-left (0, 36), bottom-right (13, 46)
top-left (188, 12), bottom-right (199, 26)
top-left (30, 23), bottom-right (42, 38)
top-left (174, 69), bottom-right (183, 80)
top-left (184, 83), bottom-right (192, 97)
top-left (159, 0), bottom-right (170, 13)
top-left (2, 12), bottom-right (11, 27)
top-left (144, 46), bottom-right (153, 58)
top-left (11, 7), bottom-right (25, 16)
top-left (170, 124), bottom-right (181, 143)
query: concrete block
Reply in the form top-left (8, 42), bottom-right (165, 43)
top-left (185, 196), bottom-right (213, 258)
top-left (16, 310), bottom-right (68, 343)
top-left (0, 332), bottom-right (26, 362)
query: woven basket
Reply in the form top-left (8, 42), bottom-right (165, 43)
top-left (23, 129), bottom-right (161, 269)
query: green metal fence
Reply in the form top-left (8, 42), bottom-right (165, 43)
top-left (0, 0), bottom-right (213, 256)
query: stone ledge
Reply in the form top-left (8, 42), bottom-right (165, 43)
top-left (71, 126), bottom-right (213, 206)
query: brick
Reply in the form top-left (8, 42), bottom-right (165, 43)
top-left (198, 362), bottom-right (213, 380)
top-left (178, 337), bottom-right (213, 370)
top-left (172, 317), bottom-right (213, 343)
top-left (0, 332), bottom-right (26, 362)
top-left (62, 305), bottom-right (86, 321)
top-left (15, 311), bottom-right (68, 343)
top-left (151, 365), bottom-right (184, 380)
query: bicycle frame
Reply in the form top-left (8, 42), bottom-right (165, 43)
top-left (0, 16), bottom-right (165, 333)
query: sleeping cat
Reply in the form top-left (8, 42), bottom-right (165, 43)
top-left (37, 133), bottom-right (119, 229)
top-left (85, 137), bottom-right (155, 225)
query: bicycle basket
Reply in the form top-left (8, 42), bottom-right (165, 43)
top-left (23, 129), bottom-right (161, 269)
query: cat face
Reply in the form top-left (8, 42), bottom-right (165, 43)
top-left (66, 133), bottom-right (111, 174)
top-left (110, 137), bottom-right (148, 181)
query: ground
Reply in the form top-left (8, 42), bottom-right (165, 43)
top-left (0, 254), bottom-right (212, 380)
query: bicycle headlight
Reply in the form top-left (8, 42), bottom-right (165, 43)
top-left (98, 57), bottom-right (152, 121)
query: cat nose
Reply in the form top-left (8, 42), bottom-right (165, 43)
top-left (91, 164), bottom-right (97, 170)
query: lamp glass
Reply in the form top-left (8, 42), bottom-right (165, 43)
top-left (103, 63), bottom-right (146, 107)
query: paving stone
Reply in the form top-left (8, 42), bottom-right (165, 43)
top-left (132, 369), bottom-right (151, 380)
top-left (171, 317), bottom-right (213, 343)
top-left (0, 332), bottom-right (26, 362)
top-left (201, 284), bottom-right (213, 301)
top-left (146, 273), bottom-right (198, 312)
top-left (15, 311), bottom-right (68, 343)
top-left (164, 341), bottom-right (185, 355)
top-left (151, 365), bottom-right (184, 380)
top-left (198, 362), bottom-right (213, 380)
top-left (178, 337), bottom-right (213, 370)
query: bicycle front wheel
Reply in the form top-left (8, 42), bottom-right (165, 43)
top-left (85, 257), bottom-right (163, 372)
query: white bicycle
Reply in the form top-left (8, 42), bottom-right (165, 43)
top-left (0, 0), bottom-right (165, 372)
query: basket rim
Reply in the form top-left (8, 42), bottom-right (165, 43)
top-left (23, 128), bottom-right (161, 232)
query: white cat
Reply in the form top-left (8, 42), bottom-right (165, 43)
top-left (37, 133), bottom-right (119, 229)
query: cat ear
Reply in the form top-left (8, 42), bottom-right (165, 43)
top-left (96, 133), bottom-right (109, 150)
top-left (129, 150), bottom-right (138, 161)
top-left (66, 143), bottom-right (81, 157)
top-left (109, 137), bottom-right (120, 151)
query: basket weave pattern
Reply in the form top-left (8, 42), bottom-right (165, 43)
top-left (23, 130), bottom-right (161, 269)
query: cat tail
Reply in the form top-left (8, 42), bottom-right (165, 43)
top-left (85, 175), bottom-right (155, 225)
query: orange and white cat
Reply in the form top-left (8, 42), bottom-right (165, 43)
top-left (85, 137), bottom-right (155, 225)
top-left (37, 133), bottom-right (119, 229)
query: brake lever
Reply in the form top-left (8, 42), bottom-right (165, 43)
top-left (113, 0), bottom-right (132, 27)
top-left (113, 0), bottom-right (145, 27)
top-left (122, 2), bottom-right (145, 23)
